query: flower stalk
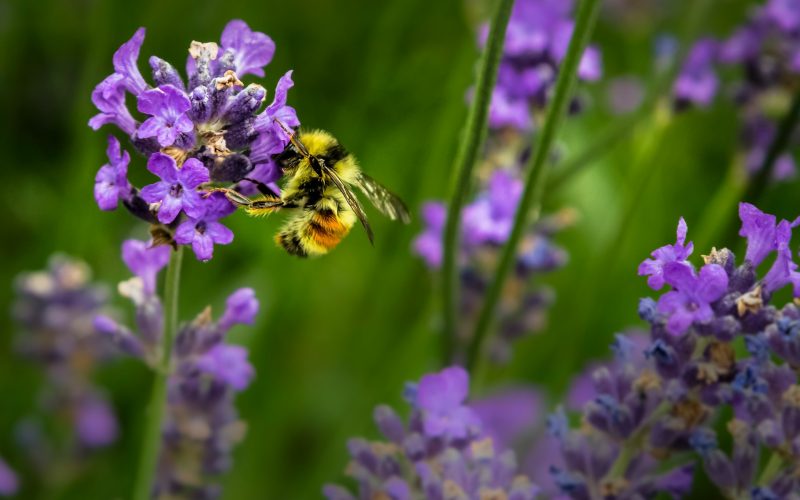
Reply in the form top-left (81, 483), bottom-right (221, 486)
top-left (466, 0), bottom-right (602, 374)
top-left (441, 0), bottom-right (515, 364)
top-left (132, 245), bottom-right (183, 500)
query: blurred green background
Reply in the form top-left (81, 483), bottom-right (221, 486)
top-left (0, 0), bottom-right (796, 498)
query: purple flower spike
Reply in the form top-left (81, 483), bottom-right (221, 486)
top-left (196, 344), bottom-right (254, 391)
top-left (639, 217), bottom-right (694, 290)
top-left (89, 74), bottom-right (138, 135)
top-left (140, 155), bottom-right (209, 224)
top-left (674, 39), bottom-right (719, 107)
top-left (412, 202), bottom-right (447, 269)
top-left (766, 0), bottom-right (800, 32)
top-left (76, 396), bottom-right (119, 448)
top-left (657, 262), bottom-right (729, 335)
top-left (219, 288), bottom-right (259, 332)
top-left (112, 27), bottom-right (148, 96)
top-left (174, 192), bottom-right (235, 262)
top-left (94, 136), bottom-right (131, 211)
top-left (136, 85), bottom-right (193, 147)
top-left (220, 20), bottom-right (276, 78)
top-left (0, 457), bottom-right (18, 496)
top-left (415, 366), bottom-right (481, 440)
top-left (121, 239), bottom-right (171, 295)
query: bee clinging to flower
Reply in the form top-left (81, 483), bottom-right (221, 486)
top-left (209, 120), bottom-right (410, 257)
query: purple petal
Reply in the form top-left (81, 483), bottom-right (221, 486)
top-left (136, 87), bottom-right (165, 115)
top-left (220, 19), bottom-right (276, 78)
top-left (157, 195), bottom-right (183, 224)
top-left (174, 220), bottom-right (196, 245)
top-left (156, 125), bottom-right (178, 148)
top-left (206, 221), bottom-right (234, 244)
top-left (191, 232), bottom-right (215, 261)
top-left (139, 181), bottom-right (169, 204)
top-left (146, 152), bottom-right (178, 181)
top-left (178, 158), bottom-right (211, 188)
top-left (196, 344), bottom-right (255, 390)
top-left (112, 27), bottom-right (148, 95)
top-left (662, 261), bottom-right (697, 291)
top-left (739, 202), bottom-right (778, 266)
top-left (180, 190), bottom-right (207, 220)
top-left (76, 397), bottom-right (118, 448)
top-left (695, 264), bottom-right (729, 303)
top-left (219, 288), bottom-right (259, 331)
top-left (266, 70), bottom-right (295, 117)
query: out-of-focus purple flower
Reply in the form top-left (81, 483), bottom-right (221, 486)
top-left (219, 288), bottom-right (259, 331)
top-left (76, 395), bottom-right (119, 448)
top-left (471, 387), bottom-right (543, 450)
top-left (765, 0), bottom-right (800, 31)
top-left (121, 239), bottom-right (171, 295)
top-left (88, 74), bottom-right (138, 135)
top-left (415, 366), bottom-right (481, 440)
top-left (140, 154), bottom-right (209, 224)
top-left (0, 457), bottom-right (18, 497)
top-left (462, 170), bottom-right (523, 246)
top-left (196, 344), bottom-right (254, 391)
top-left (607, 76), bottom-right (644, 115)
top-left (674, 39), bottom-right (719, 107)
top-left (112, 27), bottom-right (148, 96)
top-left (657, 262), bottom-right (728, 335)
top-left (639, 217), bottom-right (694, 290)
top-left (488, 87), bottom-right (532, 130)
top-left (136, 85), bottom-right (193, 147)
top-left (219, 19), bottom-right (275, 78)
top-left (325, 367), bottom-right (540, 499)
top-left (94, 136), bottom-right (131, 211)
top-left (412, 202), bottom-right (446, 269)
top-left (174, 192), bottom-right (235, 262)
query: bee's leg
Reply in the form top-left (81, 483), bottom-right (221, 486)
top-left (243, 177), bottom-right (280, 198)
top-left (244, 198), bottom-right (284, 217)
top-left (204, 187), bottom-right (254, 208)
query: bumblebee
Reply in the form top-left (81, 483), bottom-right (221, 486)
top-left (213, 120), bottom-right (410, 257)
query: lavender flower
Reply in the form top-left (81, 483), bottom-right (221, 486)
top-left (89, 20), bottom-right (301, 261)
top-left (638, 217), bottom-right (694, 290)
top-left (11, 256), bottom-right (118, 455)
top-left (94, 135), bottom-right (132, 211)
top-left (547, 204), bottom-right (800, 498)
top-left (98, 239), bottom-right (258, 498)
top-left (675, 0), bottom-right (800, 179)
top-left (0, 457), bottom-right (17, 497)
top-left (324, 366), bottom-right (540, 499)
top-left (481, 0), bottom-right (602, 130)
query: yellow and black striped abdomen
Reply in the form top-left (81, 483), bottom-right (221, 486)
top-left (274, 194), bottom-right (356, 257)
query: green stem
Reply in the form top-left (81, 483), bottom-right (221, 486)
top-left (466, 0), bottom-right (602, 374)
top-left (441, 0), bottom-right (514, 365)
top-left (744, 88), bottom-right (800, 203)
top-left (605, 400), bottom-right (672, 480)
top-left (133, 246), bottom-right (184, 500)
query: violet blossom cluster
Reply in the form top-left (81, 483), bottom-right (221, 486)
top-left (0, 457), bottom-right (16, 498)
top-left (11, 256), bottom-right (119, 465)
top-left (90, 20), bottom-right (299, 261)
top-left (482, 0), bottom-right (602, 130)
top-left (94, 239), bottom-right (258, 498)
top-left (324, 366), bottom-right (540, 500)
top-left (673, 0), bottom-right (799, 179)
top-left (538, 203), bottom-right (800, 498)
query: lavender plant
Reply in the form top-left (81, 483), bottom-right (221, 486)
top-left (95, 239), bottom-right (258, 498)
top-left (11, 257), bottom-right (118, 469)
top-left (85, 20), bottom-right (281, 499)
top-left (425, 0), bottom-right (600, 366)
top-left (674, 0), bottom-right (800, 181)
top-left (90, 19), bottom-right (299, 261)
top-left (324, 366), bottom-right (540, 499)
top-left (543, 204), bottom-right (800, 498)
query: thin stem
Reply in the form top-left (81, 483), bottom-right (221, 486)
top-left (605, 400), bottom-right (672, 479)
top-left (441, 0), bottom-right (514, 365)
top-left (133, 246), bottom-right (184, 500)
top-left (466, 0), bottom-right (602, 374)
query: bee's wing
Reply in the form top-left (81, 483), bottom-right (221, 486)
top-left (322, 164), bottom-right (374, 245)
top-left (355, 172), bottom-right (411, 224)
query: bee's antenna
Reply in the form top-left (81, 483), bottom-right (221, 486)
top-left (273, 118), bottom-right (310, 158)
